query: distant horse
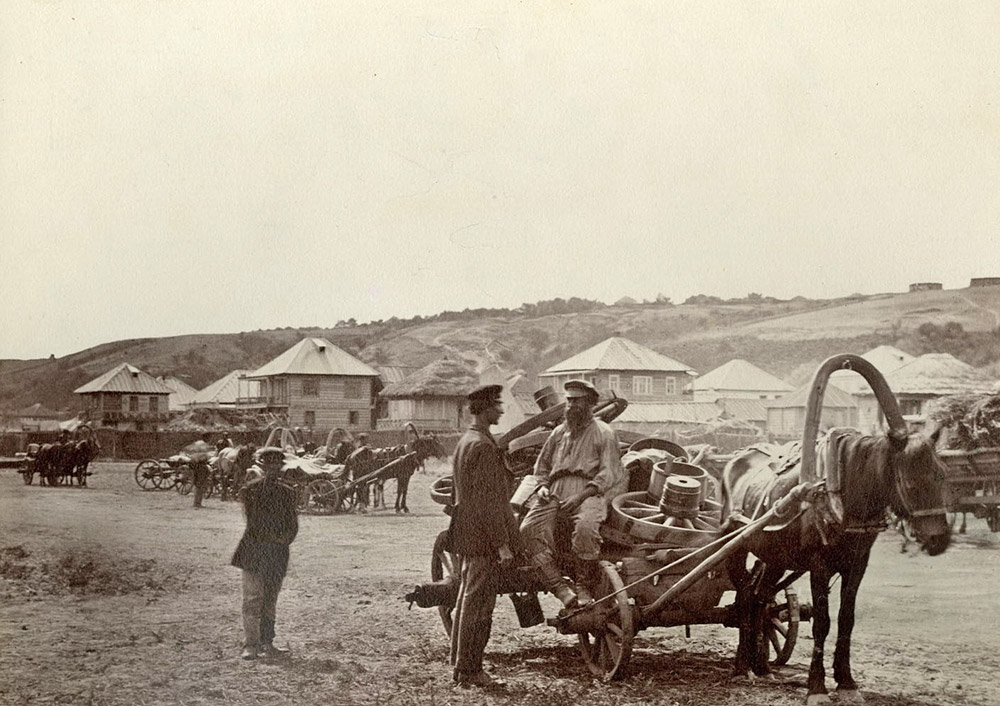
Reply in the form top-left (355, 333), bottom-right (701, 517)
top-left (66, 427), bottom-right (100, 486)
top-left (344, 427), bottom-right (447, 513)
top-left (214, 445), bottom-right (256, 500)
top-left (35, 440), bottom-right (73, 486)
top-left (721, 355), bottom-right (951, 705)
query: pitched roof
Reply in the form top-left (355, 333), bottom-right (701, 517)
top-left (693, 359), bottom-right (793, 393)
top-left (157, 376), bottom-right (199, 411)
top-left (715, 397), bottom-right (768, 423)
top-left (74, 363), bottom-right (173, 395)
top-left (615, 401), bottom-right (723, 424)
top-left (765, 381), bottom-right (858, 409)
top-left (883, 353), bottom-right (997, 396)
top-left (189, 370), bottom-right (256, 407)
top-left (380, 358), bottom-right (479, 399)
top-left (249, 338), bottom-right (379, 378)
top-left (829, 345), bottom-right (916, 395)
top-left (542, 337), bottom-right (696, 375)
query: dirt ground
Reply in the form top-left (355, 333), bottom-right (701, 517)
top-left (1, 461), bottom-right (998, 706)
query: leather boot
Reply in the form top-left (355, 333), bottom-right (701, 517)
top-left (574, 559), bottom-right (600, 606)
top-left (531, 553), bottom-right (577, 609)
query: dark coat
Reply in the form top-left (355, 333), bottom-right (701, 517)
top-left (446, 426), bottom-right (524, 557)
top-left (231, 476), bottom-right (299, 580)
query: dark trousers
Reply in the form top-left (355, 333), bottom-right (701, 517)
top-left (450, 555), bottom-right (499, 676)
top-left (192, 462), bottom-right (210, 507)
top-left (242, 570), bottom-right (284, 648)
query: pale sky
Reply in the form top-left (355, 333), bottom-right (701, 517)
top-left (2, 2), bottom-right (998, 359)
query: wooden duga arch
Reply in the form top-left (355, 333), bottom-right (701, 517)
top-left (799, 353), bottom-right (908, 523)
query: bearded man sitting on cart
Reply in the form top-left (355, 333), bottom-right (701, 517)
top-left (520, 379), bottom-right (626, 608)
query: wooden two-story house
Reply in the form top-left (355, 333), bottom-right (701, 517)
top-left (74, 363), bottom-right (173, 431)
top-left (244, 338), bottom-right (381, 433)
top-left (539, 337), bottom-right (696, 402)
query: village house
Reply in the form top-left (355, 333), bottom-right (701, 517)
top-left (5, 403), bottom-right (64, 432)
top-left (827, 345), bottom-right (916, 431)
top-left (244, 338), bottom-right (381, 433)
top-left (190, 370), bottom-right (260, 410)
top-left (74, 363), bottom-right (173, 431)
top-left (764, 381), bottom-right (859, 439)
top-left (877, 353), bottom-right (997, 421)
top-left (539, 337), bottom-right (696, 401)
top-left (156, 375), bottom-right (198, 412)
top-left (692, 359), bottom-right (793, 402)
top-left (377, 357), bottom-right (478, 432)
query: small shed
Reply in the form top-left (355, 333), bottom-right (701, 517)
top-left (378, 358), bottom-right (479, 432)
top-left (765, 382), bottom-right (859, 439)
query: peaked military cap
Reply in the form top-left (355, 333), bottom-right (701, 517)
top-left (467, 384), bottom-right (503, 404)
top-left (564, 379), bottom-right (599, 400)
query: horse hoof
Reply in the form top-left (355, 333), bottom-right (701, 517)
top-left (836, 689), bottom-right (865, 703)
top-left (806, 694), bottom-right (832, 705)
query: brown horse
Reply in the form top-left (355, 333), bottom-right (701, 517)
top-left (721, 355), bottom-right (951, 705)
top-left (344, 427), bottom-right (447, 513)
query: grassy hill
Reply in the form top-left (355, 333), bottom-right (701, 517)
top-left (2, 286), bottom-right (999, 413)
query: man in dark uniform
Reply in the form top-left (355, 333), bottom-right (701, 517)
top-left (231, 447), bottom-right (299, 660)
top-left (447, 384), bottom-right (523, 688)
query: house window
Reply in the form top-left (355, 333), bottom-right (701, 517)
top-left (344, 379), bottom-right (364, 398)
top-left (632, 376), bottom-right (652, 396)
top-left (302, 378), bottom-right (319, 396)
top-left (304, 411), bottom-right (315, 426)
top-left (608, 375), bottom-right (620, 393)
top-left (129, 396), bottom-right (139, 412)
top-left (348, 411), bottom-right (360, 425)
top-left (665, 377), bottom-right (676, 395)
top-left (149, 396), bottom-right (159, 413)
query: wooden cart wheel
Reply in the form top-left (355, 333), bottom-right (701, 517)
top-left (305, 479), bottom-right (341, 515)
top-left (175, 467), bottom-right (194, 495)
top-left (134, 460), bottom-right (162, 490)
top-left (577, 560), bottom-right (635, 681)
top-left (430, 530), bottom-right (459, 637)
top-left (765, 586), bottom-right (800, 666)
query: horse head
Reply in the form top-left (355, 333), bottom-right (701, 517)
top-left (887, 424), bottom-right (950, 555)
top-left (413, 433), bottom-right (447, 461)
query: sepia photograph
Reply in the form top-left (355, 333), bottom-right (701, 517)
top-left (2, 3), bottom-right (999, 705)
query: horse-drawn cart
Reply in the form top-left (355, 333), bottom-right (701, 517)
top-left (407, 393), bottom-right (811, 681)
top-left (938, 447), bottom-right (1000, 532)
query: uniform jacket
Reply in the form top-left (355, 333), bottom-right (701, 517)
top-left (533, 418), bottom-right (626, 498)
top-left (447, 426), bottom-right (524, 557)
top-left (231, 475), bottom-right (299, 579)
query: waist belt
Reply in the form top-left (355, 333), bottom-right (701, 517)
top-left (549, 469), bottom-right (589, 483)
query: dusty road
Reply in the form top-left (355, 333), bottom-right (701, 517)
top-left (1, 461), bottom-right (998, 706)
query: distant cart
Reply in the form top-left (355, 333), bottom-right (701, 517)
top-left (938, 447), bottom-right (1000, 532)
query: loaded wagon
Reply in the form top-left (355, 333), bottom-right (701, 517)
top-left (406, 394), bottom-right (811, 680)
top-left (937, 447), bottom-right (1000, 532)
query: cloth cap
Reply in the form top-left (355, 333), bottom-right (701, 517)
top-left (564, 379), bottom-right (599, 400)
top-left (467, 384), bottom-right (503, 405)
top-left (256, 446), bottom-right (285, 462)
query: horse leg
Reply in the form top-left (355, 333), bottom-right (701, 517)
top-left (400, 470), bottom-right (411, 513)
top-left (807, 568), bottom-right (833, 704)
top-left (833, 554), bottom-right (872, 702)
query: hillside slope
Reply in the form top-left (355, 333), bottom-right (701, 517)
top-left (2, 287), bottom-right (998, 412)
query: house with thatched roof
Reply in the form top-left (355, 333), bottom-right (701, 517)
top-left (874, 353), bottom-right (997, 421)
top-left (245, 338), bottom-right (381, 433)
top-left (693, 359), bottom-right (793, 402)
top-left (539, 337), bottom-right (696, 402)
top-left (74, 363), bottom-right (173, 430)
top-left (378, 358), bottom-right (479, 432)
top-left (764, 382), bottom-right (859, 439)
